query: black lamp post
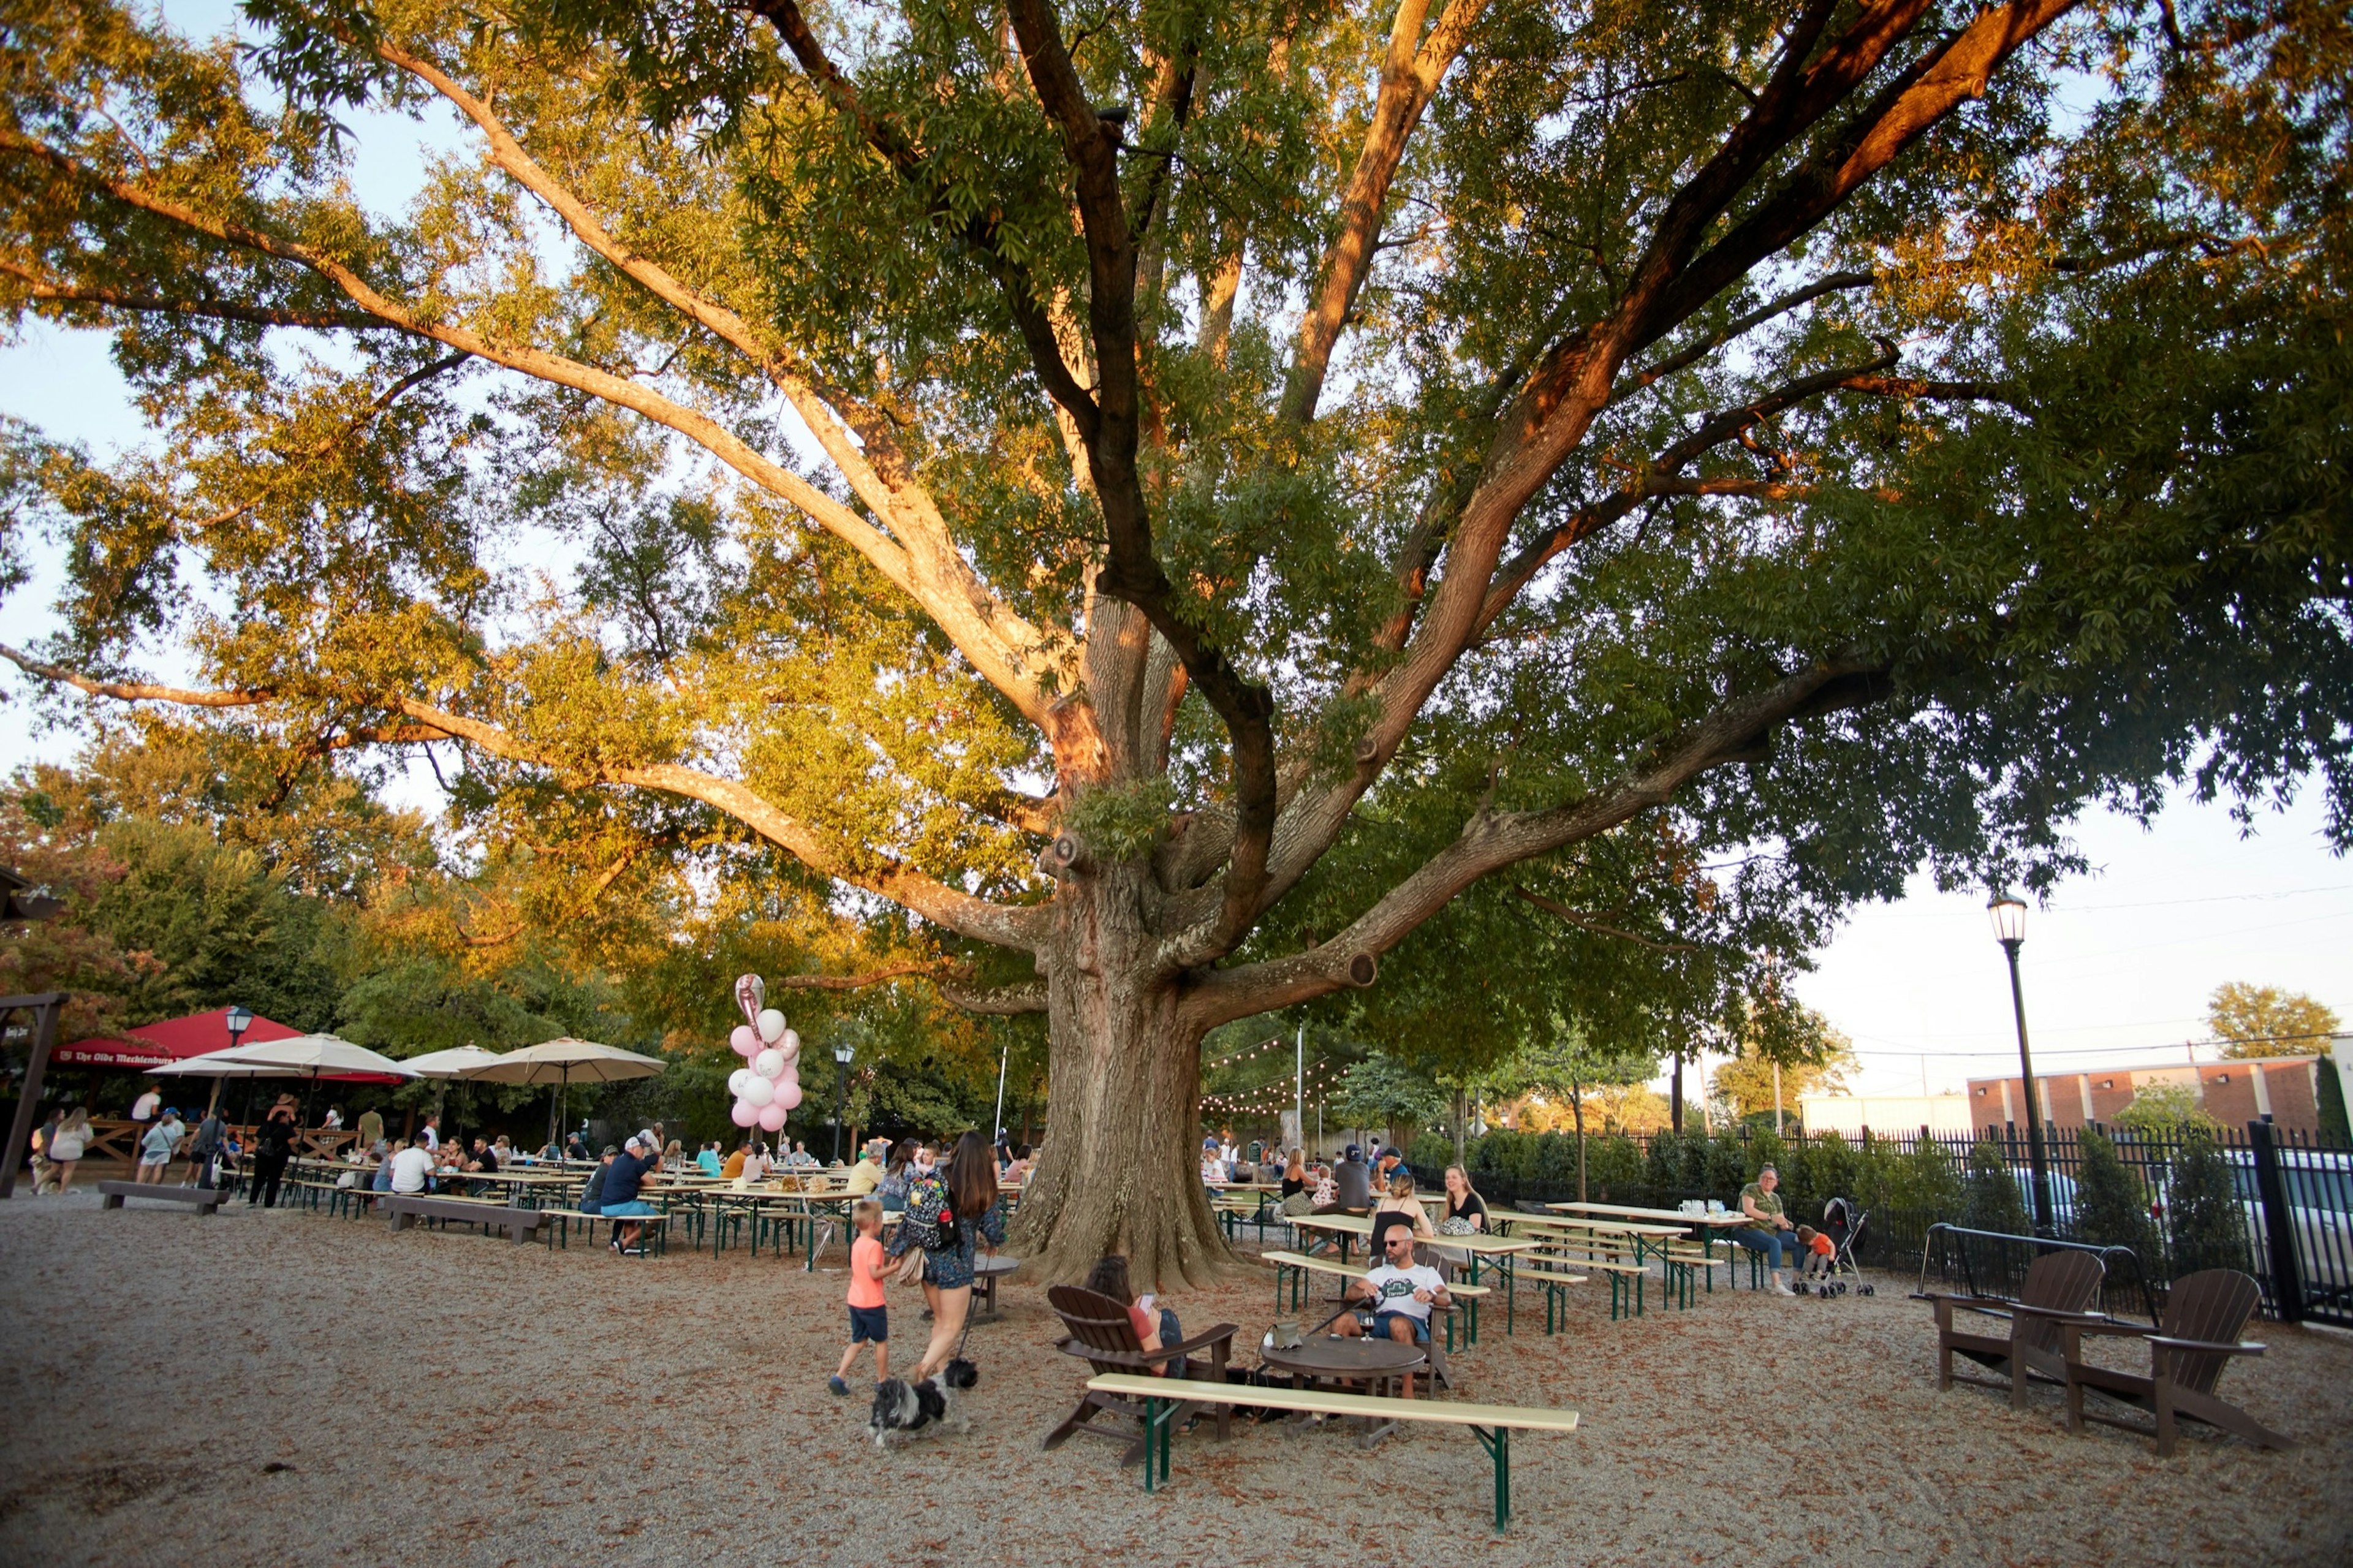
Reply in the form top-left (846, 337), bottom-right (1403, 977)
top-left (221, 1004), bottom-right (254, 1120)
top-left (832, 1039), bottom-right (854, 1164)
top-left (1987, 893), bottom-right (2054, 1238)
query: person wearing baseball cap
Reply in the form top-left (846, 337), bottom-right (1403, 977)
top-left (599, 1134), bottom-right (662, 1254)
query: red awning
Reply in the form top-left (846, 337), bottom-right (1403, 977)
top-left (55, 1037), bottom-right (172, 1068)
top-left (53, 1007), bottom-right (308, 1069)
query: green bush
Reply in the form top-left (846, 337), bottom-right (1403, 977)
top-left (1643, 1131), bottom-right (1688, 1202)
top-left (1792, 1130), bottom-right (1859, 1216)
top-left (2165, 1131), bottom-right (2254, 1277)
top-left (1704, 1130), bottom-right (1750, 1202)
top-left (1408, 1131), bottom-right (1456, 1174)
top-left (1885, 1135), bottom-right (1966, 1221)
top-left (2070, 1129), bottom-right (2159, 1264)
top-left (1532, 1130), bottom-right (1578, 1187)
top-left (1474, 1128), bottom-right (1528, 1181)
top-left (1961, 1138), bottom-right (2031, 1235)
top-left (1587, 1134), bottom-right (1643, 1200)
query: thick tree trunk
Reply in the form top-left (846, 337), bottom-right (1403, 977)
top-left (1008, 866), bottom-right (1237, 1289)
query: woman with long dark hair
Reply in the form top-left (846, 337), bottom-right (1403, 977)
top-left (877, 1137), bottom-right (921, 1208)
top-left (886, 1129), bottom-right (1006, 1383)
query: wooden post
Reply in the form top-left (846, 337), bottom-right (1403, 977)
top-left (0, 993), bottom-right (66, 1200)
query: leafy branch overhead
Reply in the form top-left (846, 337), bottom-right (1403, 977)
top-left (0, 0), bottom-right (2344, 1032)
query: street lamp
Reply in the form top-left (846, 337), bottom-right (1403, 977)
top-left (218, 1004), bottom-right (256, 1119)
top-left (1987, 893), bottom-right (2054, 1238)
top-left (832, 1039), bottom-right (855, 1164)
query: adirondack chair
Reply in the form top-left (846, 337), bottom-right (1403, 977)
top-left (2058, 1269), bottom-right (2291, 1457)
top-left (1916, 1249), bottom-right (2107, 1408)
top-left (1043, 1285), bottom-right (1238, 1466)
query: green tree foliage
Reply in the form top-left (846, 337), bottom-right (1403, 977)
top-left (5, 0), bottom-right (2350, 1276)
top-left (2114, 1081), bottom-right (2221, 1136)
top-left (1961, 1138), bottom-right (2032, 1235)
top-left (1335, 1050), bottom-right (1451, 1153)
top-left (2165, 1129), bottom-right (2254, 1277)
top-left (2207, 981), bottom-right (2342, 1058)
top-left (2070, 1128), bottom-right (2160, 1262)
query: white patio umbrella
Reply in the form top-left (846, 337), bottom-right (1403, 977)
top-left (401, 1045), bottom-right (509, 1078)
top-left (459, 1037), bottom-right (665, 1151)
top-left (150, 1035), bottom-right (414, 1132)
top-left (400, 1045), bottom-right (510, 1145)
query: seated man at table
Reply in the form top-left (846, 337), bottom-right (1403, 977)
top-left (1314, 1146), bottom-right (1372, 1214)
top-left (1336, 1227), bottom-right (1450, 1397)
top-left (695, 1140), bottom-right (725, 1177)
top-left (841, 1139), bottom-right (887, 1195)
top-left (388, 1137), bottom-right (434, 1196)
top-left (599, 1134), bottom-right (661, 1254)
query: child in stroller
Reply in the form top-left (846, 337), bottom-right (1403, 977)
top-left (1801, 1197), bottom-right (1876, 1295)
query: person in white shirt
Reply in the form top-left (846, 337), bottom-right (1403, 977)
top-left (389, 1141), bottom-right (436, 1194)
top-left (1336, 1227), bottom-right (1452, 1397)
top-left (130, 1089), bottom-right (160, 1140)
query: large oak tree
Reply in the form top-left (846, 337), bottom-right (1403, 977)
top-left (2, 0), bottom-right (2346, 1280)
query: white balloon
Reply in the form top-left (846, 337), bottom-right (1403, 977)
top-left (779, 1028), bottom-right (801, 1062)
top-left (740, 1074), bottom-right (775, 1108)
top-left (752, 1048), bottom-right (784, 1080)
top-left (727, 1068), bottom-right (752, 1097)
top-left (756, 1008), bottom-right (787, 1043)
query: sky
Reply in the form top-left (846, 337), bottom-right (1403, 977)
top-left (6, 3), bottom-right (2346, 1104)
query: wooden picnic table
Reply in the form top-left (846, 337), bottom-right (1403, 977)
top-left (1545, 1200), bottom-right (1749, 1229)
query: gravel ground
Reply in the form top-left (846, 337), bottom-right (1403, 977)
top-left (2, 1187), bottom-right (2349, 1567)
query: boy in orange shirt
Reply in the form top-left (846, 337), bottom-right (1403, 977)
top-left (832, 1199), bottom-right (892, 1395)
top-left (1795, 1224), bottom-right (1836, 1286)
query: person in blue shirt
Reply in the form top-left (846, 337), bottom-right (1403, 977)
top-left (599, 1134), bottom-right (661, 1254)
top-left (695, 1142), bottom-right (724, 1177)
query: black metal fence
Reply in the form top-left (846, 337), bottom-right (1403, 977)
top-left (1408, 1116), bottom-right (2351, 1324)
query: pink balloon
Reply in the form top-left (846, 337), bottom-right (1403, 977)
top-left (776, 1080), bottom-right (803, 1111)
top-left (730, 1025), bottom-right (759, 1058)
top-left (757, 1102), bottom-right (788, 1132)
top-left (729, 1099), bottom-right (759, 1127)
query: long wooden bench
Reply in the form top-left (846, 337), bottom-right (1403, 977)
top-left (1526, 1244), bottom-right (1648, 1320)
top-left (383, 1192), bottom-right (544, 1244)
top-left (536, 1208), bottom-right (676, 1256)
top-left (97, 1180), bottom-right (227, 1214)
top-left (1085, 1372), bottom-right (1576, 1532)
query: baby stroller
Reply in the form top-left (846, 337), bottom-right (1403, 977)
top-left (1810, 1197), bottom-right (1874, 1296)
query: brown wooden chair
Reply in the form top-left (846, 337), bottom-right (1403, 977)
top-left (2059, 1269), bottom-right (2291, 1457)
top-left (1042, 1285), bottom-right (1238, 1466)
top-left (1916, 1249), bottom-right (2107, 1408)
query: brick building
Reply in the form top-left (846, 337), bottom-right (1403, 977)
top-left (1966, 1053), bottom-right (2328, 1136)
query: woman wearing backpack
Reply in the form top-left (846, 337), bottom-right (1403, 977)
top-left (886, 1129), bottom-right (1006, 1384)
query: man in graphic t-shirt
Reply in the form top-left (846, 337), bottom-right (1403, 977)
top-left (1336, 1227), bottom-right (1450, 1397)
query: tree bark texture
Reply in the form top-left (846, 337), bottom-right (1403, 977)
top-left (1007, 863), bottom-right (1233, 1289)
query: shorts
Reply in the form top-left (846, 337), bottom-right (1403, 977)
top-left (138, 1153), bottom-right (170, 1167)
top-left (849, 1305), bottom-right (888, 1344)
top-left (1367, 1309), bottom-right (1431, 1344)
top-left (601, 1200), bottom-right (656, 1218)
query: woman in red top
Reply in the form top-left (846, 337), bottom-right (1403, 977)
top-left (1084, 1255), bottom-right (1186, 1376)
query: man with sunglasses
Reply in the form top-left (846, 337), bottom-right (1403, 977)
top-left (1336, 1227), bottom-right (1450, 1398)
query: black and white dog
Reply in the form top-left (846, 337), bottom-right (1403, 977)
top-left (867, 1360), bottom-right (976, 1448)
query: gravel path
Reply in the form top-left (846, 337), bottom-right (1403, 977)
top-left (2, 1189), bottom-right (2348, 1567)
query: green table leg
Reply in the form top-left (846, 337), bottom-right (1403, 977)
top-left (1473, 1425), bottom-right (1510, 1532)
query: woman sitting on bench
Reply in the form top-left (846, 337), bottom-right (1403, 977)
top-left (1731, 1165), bottom-right (1802, 1297)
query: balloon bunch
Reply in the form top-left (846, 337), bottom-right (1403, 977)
top-left (724, 974), bottom-right (802, 1132)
